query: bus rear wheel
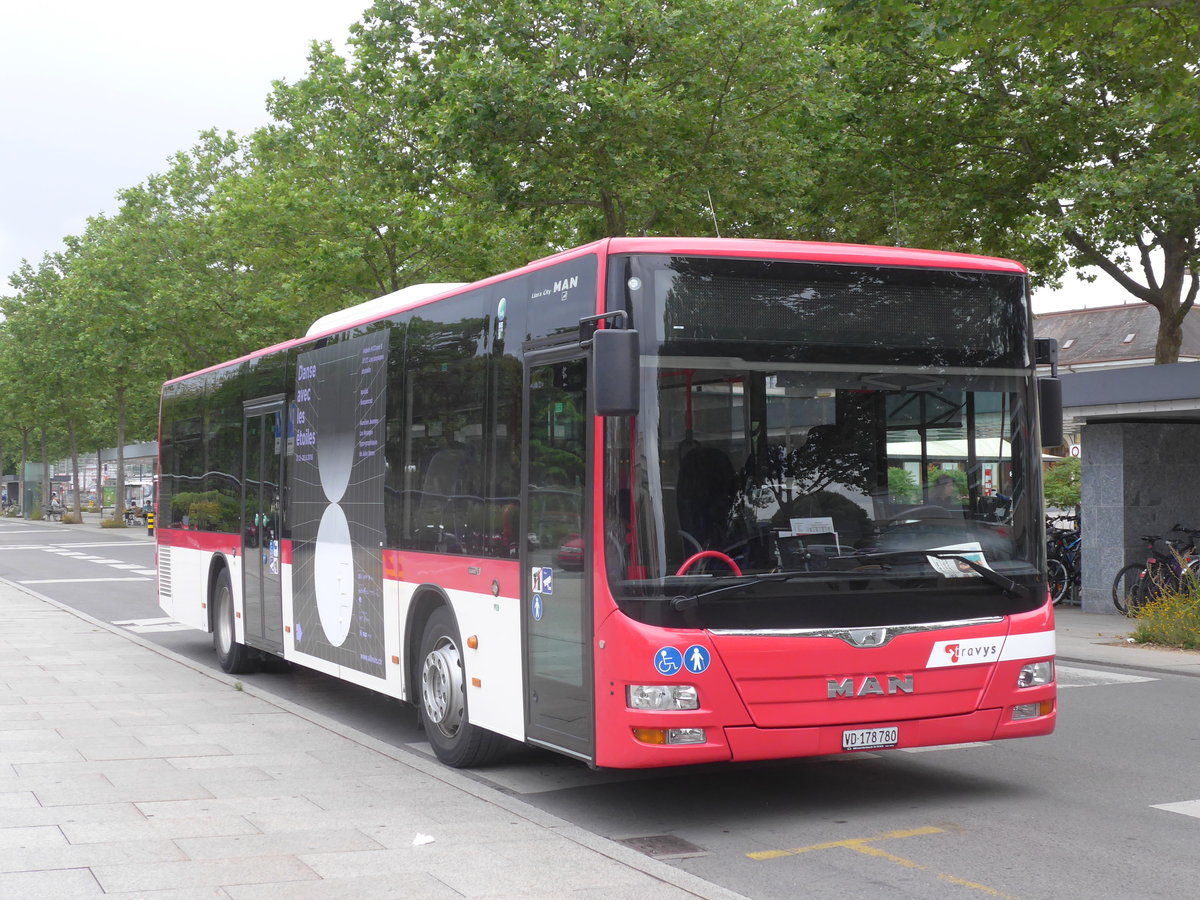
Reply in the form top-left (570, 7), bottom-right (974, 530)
top-left (418, 606), bottom-right (505, 768)
top-left (213, 568), bottom-right (254, 674)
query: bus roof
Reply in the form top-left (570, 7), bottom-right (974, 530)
top-left (164, 237), bottom-right (1026, 387)
top-left (601, 236), bottom-right (1028, 274)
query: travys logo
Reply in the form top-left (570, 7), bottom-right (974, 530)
top-left (927, 636), bottom-right (1004, 667)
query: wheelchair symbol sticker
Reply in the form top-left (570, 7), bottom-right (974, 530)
top-left (684, 644), bottom-right (711, 673)
top-left (653, 646), bottom-right (683, 676)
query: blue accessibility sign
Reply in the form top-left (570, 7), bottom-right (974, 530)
top-left (532, 594), bottom-right (543, 621)
top-left (683, 644), bottom-right (711, 673)
top-left (653, 646), bottom-right (683, 676)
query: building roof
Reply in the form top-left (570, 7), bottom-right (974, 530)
top-left (1034, 304), bottom-right (1200, 370)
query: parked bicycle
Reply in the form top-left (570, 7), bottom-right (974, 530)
top-left (1111, 524), bottom-right (1200, 616)
top-left (1046, 517), bottom-right (1081, 606)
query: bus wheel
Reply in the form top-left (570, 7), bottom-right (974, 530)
top-left (213, 568), bottom-right (253, 675)
top-left (418, 606), bottom-right (505, 768)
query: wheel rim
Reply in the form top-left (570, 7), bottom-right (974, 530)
top-left (422, 635), bottom-right (464, 739)
top-left (215, 586), bottom-right (233, 655)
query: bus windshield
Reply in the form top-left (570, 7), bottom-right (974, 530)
top-left (603, 253), bottom-right (1042, 630)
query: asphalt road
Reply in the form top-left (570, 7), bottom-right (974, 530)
top-left (3, 518), bottom-right (1197, 899)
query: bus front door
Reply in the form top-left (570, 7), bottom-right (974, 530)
top-left (242, 398), bottom-right (285, 654)
top-left (522, 353), bottom-right (594, 763)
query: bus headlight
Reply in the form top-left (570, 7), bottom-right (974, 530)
top-left (1017, 660), bottom-right (1054, 688)
top-left (627, 684), bottom-right (699, 710)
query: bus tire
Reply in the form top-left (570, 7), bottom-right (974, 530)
top-left (213, 568), bottom-right (254, 674)
top-left (418, 606), bottom-right (505, 768)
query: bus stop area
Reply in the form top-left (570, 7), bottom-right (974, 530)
top-left (2, 574), bottom-right (1198, 898)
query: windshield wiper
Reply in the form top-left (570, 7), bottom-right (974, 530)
top-left (669, 572), bottom-right (825, 613)
top-left (835, 549), bottom-right (1030, 601)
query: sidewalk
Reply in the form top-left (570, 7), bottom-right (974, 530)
top-left (0, 581), bottom-right (746, 899)
top-left (1053, 605), bottom-right (1200, 676)
top-left (2, 585), bottom-right (1196, 900)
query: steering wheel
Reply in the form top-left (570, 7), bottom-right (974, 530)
top-left (676, 550), bottom-right (742, 577)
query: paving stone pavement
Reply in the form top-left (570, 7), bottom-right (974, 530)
top-left (0, 581), bottom-right (746, 899)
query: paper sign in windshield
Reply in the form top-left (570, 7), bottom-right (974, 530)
top-left (926, 542), bottom-right (991, 578)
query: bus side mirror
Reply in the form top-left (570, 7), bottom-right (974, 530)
top-left (592, 328), bottom-right (640, 416)
top-left (1039, 376), bottom-right (1063, 448)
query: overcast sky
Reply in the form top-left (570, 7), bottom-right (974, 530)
top-left (1, 1), bottom-right (1134, 313)
top-left (1, 0), bottom-right (367, 294)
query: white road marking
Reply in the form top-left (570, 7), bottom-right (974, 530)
top-left (19, 577), bottom-right (152, 584)
top-left (112, 617), bottom-right (192, 633)
top-left (1152, 800), bottom-right (1200, 819)
top-left (1056, 665), bottom-right (1158, 688)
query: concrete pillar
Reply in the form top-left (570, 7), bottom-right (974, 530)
top-left (1080, 422), bottom-right (1200, 613)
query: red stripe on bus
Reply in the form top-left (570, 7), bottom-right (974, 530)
top-left (157, 529), bottom-right (240, 555)
top-left (156, 529), bottom-right (292, 564)
top-left (383, 550), bottom-right (520, 597)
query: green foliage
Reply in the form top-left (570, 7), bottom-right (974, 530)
top-left (926, 466), bottom-right (967, 502)
top-left (888, 467), bottom-right (919, 503)
top-left (819, 0), bottom-right (1200, 362)
top-left (1043, 457), bottom-right (1081, 511)
top-left (172, 490), bottom-right (240, 533)
top-left (2, 0), bottom-right (1198, 467)
top-left (1132, 575), bottom-right (1200, 650)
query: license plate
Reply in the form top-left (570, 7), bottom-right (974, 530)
top-left (842, 726), bottom-right (899, 751)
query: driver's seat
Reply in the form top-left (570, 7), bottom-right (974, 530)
top-left (676, 446), bottom-right (737, 550)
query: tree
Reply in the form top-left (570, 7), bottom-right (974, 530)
top-left (1043, 457), bottom-right (1081, 512)
top-left (821, 0), bottom-right (1200, 362)
top-left (0, 254), bottom-right (84, 515)
top-left (349, 0), bottom-right (836, 241)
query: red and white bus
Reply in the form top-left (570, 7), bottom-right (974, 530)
top-left (156, 237), bottom-right (1060, 769)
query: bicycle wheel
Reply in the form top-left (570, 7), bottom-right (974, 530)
top-left (1047, 558), bottom-right (1070, 606)
top-left (1131, 561), bottom-right (1175, 614)
top-left (1112, 562), bottom-right (1144, 615)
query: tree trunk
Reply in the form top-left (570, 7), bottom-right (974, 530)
top-left (19, 427), bottom-right (30, 517)
top-left (1154, 308), bottom-right (1186, 365)
top-left (40, 426), bottom-right (51, 513)
top-left (1065, 227), bottom-right (1198, 365)
top-left (116, 385), bottom-right (127, 523)
top-left (68, 421), bottom-right (82, 519)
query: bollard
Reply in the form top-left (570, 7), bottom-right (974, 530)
top-left (147, 511), bottom-right (155, 537)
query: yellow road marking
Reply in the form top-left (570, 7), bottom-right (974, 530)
top-left (747, 825), bottom-right (943, 860)
top-left (748, 825), bottom-right (1017, 899)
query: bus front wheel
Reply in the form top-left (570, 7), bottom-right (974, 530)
top-left (213, 568), bottom-right (253, 674)
top-left (417, 606), bottom-right (505, 768)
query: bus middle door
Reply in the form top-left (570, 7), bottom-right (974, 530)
top-left (242, 396), bottom-right (285, 654)
top-left (521, 350), bottom-right (595, 764)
